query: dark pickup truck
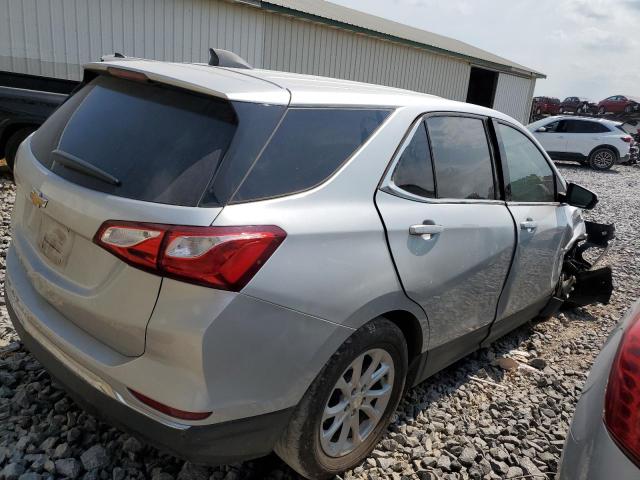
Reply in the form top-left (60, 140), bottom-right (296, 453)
top-left (0, 72), bottom-right (77, 172)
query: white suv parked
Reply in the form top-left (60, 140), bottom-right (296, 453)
top-left (528, 116), bottom-right (633, 170)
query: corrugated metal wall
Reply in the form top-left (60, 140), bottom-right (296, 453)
top-left (493, 72), bottom-right (536, 124)
top-left (261, 11), bottom-right (471, 101)
top-left (0, 0), bottom-right (533, 121)
top-left (0, 0), bottom-right (265, 80)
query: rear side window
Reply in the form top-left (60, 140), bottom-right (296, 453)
top-left (498, 124), bottom-right (555, 202)
top-left (566, 120), bottom-right (610, 134)
top-left (32, 75), bottom-right (238, 206)
top-left (391, 121), bottom-right (435, 198)
top-left (233, 108), bottom-right (390, 202)
top-left (426, 116), bottom-right (496, 200)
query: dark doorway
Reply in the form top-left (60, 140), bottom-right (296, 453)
top-left (466, 67), bottom-right (498, 108)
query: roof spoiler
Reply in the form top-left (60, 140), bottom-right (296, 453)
top-left (208, 48), bottom-right (252, 69)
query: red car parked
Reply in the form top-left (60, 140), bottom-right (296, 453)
top-left (532, 96), bottom-right (561, 115)
top-left (597, 95), bottom-right (640, 115)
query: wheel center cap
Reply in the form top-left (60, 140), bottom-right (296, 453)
top-left (353, 394), bottom-right (363, 409)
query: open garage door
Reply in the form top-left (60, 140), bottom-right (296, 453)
top-left (466, 67), bottom-right (498, 108)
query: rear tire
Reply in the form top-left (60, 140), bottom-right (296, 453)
top-left (4, 126), bottom-right (36, 173)
top-left (589, 147), bottom-right (616, 170)
top-left (625, 104), bottom-right (633, 114)
top-left (275, 318), bottom-right (408, 480)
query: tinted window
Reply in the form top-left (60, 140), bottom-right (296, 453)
top-left (544, 120), bottom-right (567, 133)
top-left (33, 75), bottom-right (238, 206)
top-left (498, 124), bottom-right (555, 202)
top-left (566, 120), bottom-right (610, 134)
top-left (426, 116), bottom-right (495, 200)
top-left (233, 108), bottom-right (390, 202)
top-left (391, 122), bottom-right (435, 198)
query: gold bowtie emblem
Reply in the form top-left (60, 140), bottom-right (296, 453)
top-left (29, 190), bottom-right (49, 209)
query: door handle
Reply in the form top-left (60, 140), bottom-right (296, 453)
top-left (409, 224), bottom-right (445, 238)
top-left (520, 219), bottom-right (537, 232)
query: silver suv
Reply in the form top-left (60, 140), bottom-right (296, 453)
top-left (5, 57), bottom-right (613, 479)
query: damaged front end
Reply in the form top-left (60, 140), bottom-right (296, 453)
top-left (561, 221), bottom-right (615, 308)
top-left (542, 221), bottom-right (615, 316)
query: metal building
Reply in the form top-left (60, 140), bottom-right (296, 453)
top-left (0, 0), bottom-right (545, 123)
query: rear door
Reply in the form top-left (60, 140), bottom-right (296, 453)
top-left (490, 121), bottom-right (572, 337)
top-left (11, 73), bottom-right (244, 356)
top-left (375, 114), bottom-right (515, 357)
top-left (565, 119), bottom-right (610, 157)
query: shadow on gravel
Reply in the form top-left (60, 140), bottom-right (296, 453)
top-left (553, 161), bottom-right (620, 174)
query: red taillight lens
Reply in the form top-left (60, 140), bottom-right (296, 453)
top-left (129, 389), bottom-right (211, 421)
top-left (161, 225), bottom-right (286, 290)
top-left (95, 221), bottom-right (166, 271)
top-left (605, 309), bottom-right (640, 466)
top-left (94, 222), bottom-right (286, 291)
top-left (622, 136), bottom-right (633, 143)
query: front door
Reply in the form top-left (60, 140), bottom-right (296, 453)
top-left (533, 119), bottom-right (568, 157)
top-left (375, 115), bottom-right (515, 359)
top-left (489, 121), bottom-right (572, 340)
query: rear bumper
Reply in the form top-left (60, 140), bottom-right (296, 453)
top-left (7, 295), bottom-right (292, 465)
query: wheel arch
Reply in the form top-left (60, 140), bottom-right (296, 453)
top-left (589, 144), bottom-right (619, 160)
top-left (377, 310), bottom-right (423, 364)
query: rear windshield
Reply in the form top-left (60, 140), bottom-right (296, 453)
top-left (31, 75), bottom-right (238, 206)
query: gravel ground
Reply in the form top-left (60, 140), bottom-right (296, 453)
top-left (0, 162), bottom-right (638, 480)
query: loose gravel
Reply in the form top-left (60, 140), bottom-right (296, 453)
top-left (0, 162), bottom-right (639, 480)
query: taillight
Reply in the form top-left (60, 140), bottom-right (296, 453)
top-left (622, 136), bottom-right (633, 143)
top-left (94, 221), bottom-right (286, 291)
top-left (605, 308), bottom-right (640, 466)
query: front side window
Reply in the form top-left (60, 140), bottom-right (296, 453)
top-left (544, 120), bottom-right (567, 133)
top-left (391, 121), bottom-right (435, 198)
top-left (498, 124), bottom-right (555, 203)
top-left (426, 116), bottom-right (495, 200)
top-left (233, 108), bottom-right (390, 202)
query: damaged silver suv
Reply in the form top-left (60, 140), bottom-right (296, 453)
top-left (5, 54), bottom-right (614, 479)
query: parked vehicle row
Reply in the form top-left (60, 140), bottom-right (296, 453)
top-left (532, 95), bottom-right (640, 118)
top-left (527, 116), bottom-right (634, 170)
top-left (4, 54), bottom-right (613, 479)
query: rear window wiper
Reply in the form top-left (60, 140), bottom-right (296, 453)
top-left (51, 149), bottom-right (121, 186)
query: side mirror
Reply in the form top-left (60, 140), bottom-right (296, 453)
top-left (562, 183), bottom-right (598, 209)
top-left (536, 127), bottom-right (548, 133)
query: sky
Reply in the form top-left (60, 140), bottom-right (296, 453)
top-left (332, 0), bottom-right (640, 101)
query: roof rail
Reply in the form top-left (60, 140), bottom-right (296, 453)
top-left (208, 48), bottom-right (252, 69)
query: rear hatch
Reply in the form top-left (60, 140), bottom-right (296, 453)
top-left (11, 67), bottom-right (286, 356)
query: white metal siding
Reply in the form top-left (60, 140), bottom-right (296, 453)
top-left (0, 0), bottom-right (265, 80)
top-left (493, 72), bottom-right (536, 124)
top-left (262, 12), bottom-right (470, 101)
top-left (0, 0), bottom-right (538, 112)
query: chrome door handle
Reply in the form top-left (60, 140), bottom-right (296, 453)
top-left (409, 224), bottom-right (445, 238)
top-left (520, 219), bottom-right (537, 232)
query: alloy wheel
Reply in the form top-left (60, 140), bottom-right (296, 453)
top-left (592, 150), bottom-right (614, 169)
top-left (319, 349), bottom-right (394, 458)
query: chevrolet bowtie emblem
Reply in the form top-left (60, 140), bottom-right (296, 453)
top-left (29, 190), bottom-right (48, 209)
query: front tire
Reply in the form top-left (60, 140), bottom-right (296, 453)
top-left (589, 147), bottom-right (616, 170)
top-left (598, 106), bottom-right (606, 115)
top-left (275, 318), bottom-right (408, 479)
